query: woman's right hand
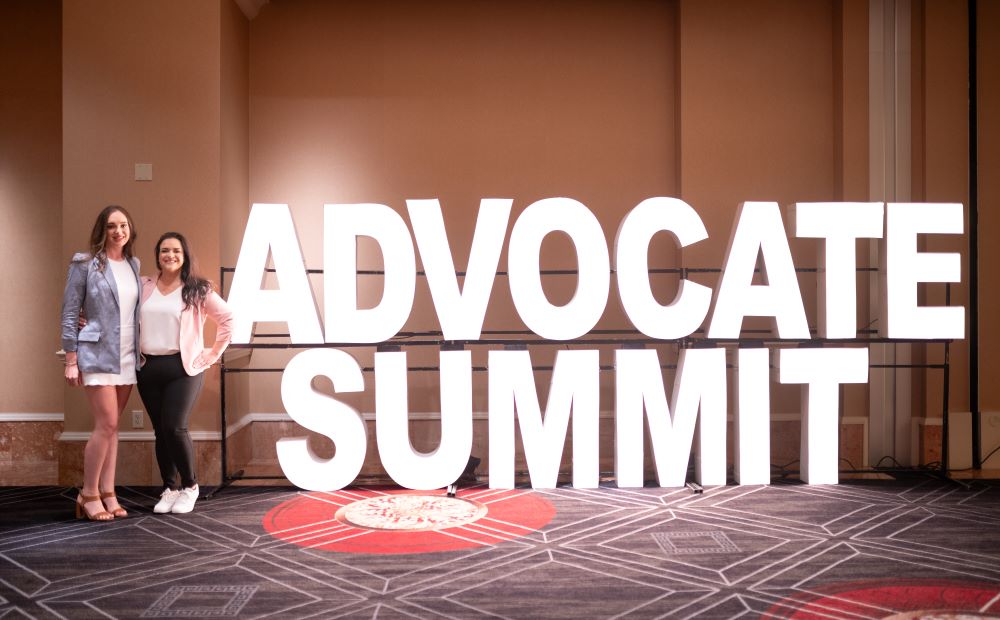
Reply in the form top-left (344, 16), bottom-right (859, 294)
top-left (64, 363), bottom-right (81, 387)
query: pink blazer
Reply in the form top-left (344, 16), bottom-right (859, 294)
top-left (140, 276), bottom-right (234, 376)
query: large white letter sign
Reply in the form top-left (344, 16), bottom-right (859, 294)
top-left (881, 203), bottom-right (965, 339)
top-left (278, 349), bottom-right (367, 491)
top-left (708, 202), bottom-right (809, 339)
top-left (779, 347), bottom-right (868, 484)
top-left (324, 204), bottom-right (416, 343)
top-left (615, 197), bottom-right (713, 339)
top-left (734, 348), bottom-right (770, 485)
top-left (228, 204), bottom-right (323, 344)
top-left (615, 348), bottom-right (727, 487)
top-left (374, 350), bottom-right (473, 489)
top-left (507, 198), bottom-right (610, 340)
top-left (488, 350), bottom-right (600, 489)
top-left (793, 202), bottom-right (884, 338)
top-left (407, 198), bottom-right (512, 340)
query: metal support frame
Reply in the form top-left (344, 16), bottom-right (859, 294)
top-left (205, 265), bottom-right (961, 497)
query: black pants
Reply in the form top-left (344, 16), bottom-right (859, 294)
top-left (137, 353), bottom-right (204, 489)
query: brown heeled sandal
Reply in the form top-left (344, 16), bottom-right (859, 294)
top-left (100, 490), bottom-right (128, 518)
top-left (76, 492), bottom-right (113, 521)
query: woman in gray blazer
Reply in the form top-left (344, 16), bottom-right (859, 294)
top-left (61, 205), bottom-right (141, 521)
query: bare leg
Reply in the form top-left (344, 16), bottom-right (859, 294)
top-left (102, 385), bottom-right (131, 514)
top-left (100, 385), bottom-right (131, 487)
top-left (83, 385), bottom-right (130, 517)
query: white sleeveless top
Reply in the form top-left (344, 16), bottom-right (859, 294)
top-left (140, 285), bottom-right (183, 355)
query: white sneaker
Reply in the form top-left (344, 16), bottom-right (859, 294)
top-left (154, 488), bottom-right (180, 514)
top-left (171, 485), bottom-right (199, 514)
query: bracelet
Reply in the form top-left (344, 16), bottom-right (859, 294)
top-left (65, 361), bottom-right (77, 367)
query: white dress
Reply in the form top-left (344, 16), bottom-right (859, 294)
top-left (83, 258), bottom-right (138, 386)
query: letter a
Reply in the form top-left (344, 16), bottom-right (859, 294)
top-left (228, 204), bottom-right (323, 344)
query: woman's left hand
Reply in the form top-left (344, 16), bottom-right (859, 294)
top-left (193, 349), bottom-right (216, 369)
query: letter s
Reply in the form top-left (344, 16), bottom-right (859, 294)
top-left (277, 349), bottom-right (367, 491)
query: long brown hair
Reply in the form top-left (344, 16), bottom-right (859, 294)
top-left (155, 232), bottom-right (213, 310)
top-left (89, 205), bottom-right (138, 270)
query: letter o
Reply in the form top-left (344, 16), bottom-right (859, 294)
top-left (508, 198), bottom-right (610, 340)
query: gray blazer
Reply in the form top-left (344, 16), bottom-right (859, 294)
top-left (60, 253), bottom-right (142, 375)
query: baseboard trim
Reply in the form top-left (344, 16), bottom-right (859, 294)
top-left (59, 430), bottom-right (221, 442)
top-left (0, 413), bottom-right (64, 422)
top-left (53, 413), bottom-right (872, 450)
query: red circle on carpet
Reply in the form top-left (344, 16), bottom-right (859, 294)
top-left (766, 579), bottom-right (1000, 618)
top-left (262, 487), bottom-right (556, 555)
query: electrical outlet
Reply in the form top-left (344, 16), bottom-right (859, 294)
top-left (131, 410), bottom-right (144, 429)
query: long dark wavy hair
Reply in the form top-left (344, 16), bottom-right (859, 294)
top-left (89, 205), bottom-right (138, 270)
top-left (155, 232), bottom-right (213, 310)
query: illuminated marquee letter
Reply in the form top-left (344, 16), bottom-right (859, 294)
top-left (794, 202), bottom-right (884, 338)
top-left (708, 202), bottom-right (809, 339)
top-left (375, 350), bottom-right (473, 489)
top-left (881, 203), bottom-right (965, 339)
top-left (615, 348), bottom-right (727, 487)
top-left (615, 197), bottom-right (712, 339)
top-left (508, 198), bottom-right (610, 340)
top-left (324, 204), bottom-right (416, 343)
top-left (734, 348), bottom-right (770, 485)
top-left (488, 350), bottom-right (600, 489)
top-left (278, 349), bottom-right (367, 491)
top-left (228, 204), bottom-right (323, 344)
top-left (407, 198), bottom-right (512, 339)
top-left (779, 347), bottom-right (869, 484)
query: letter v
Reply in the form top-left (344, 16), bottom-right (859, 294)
top-left (407, 198), bottom-right (513, 340)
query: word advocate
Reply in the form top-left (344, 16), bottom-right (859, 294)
top-left (227, 199), bottom-right (965, 491)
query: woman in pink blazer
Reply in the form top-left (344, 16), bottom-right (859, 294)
top-left (137, 232), bottom-right (233, 515)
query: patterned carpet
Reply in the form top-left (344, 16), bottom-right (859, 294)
top-left (1, 479), bottom-right (1000, 619)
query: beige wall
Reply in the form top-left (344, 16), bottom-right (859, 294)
top-left (221, 0), bottom-right (250, 272)
top-left (915, 0), bottom-right (971, 417)
top-left (1, 0), bottom-right (997, 483)
top-left (245, 0), bottom-right (680, 422)
top-left (978, 1), bottom-right (1000, 415)
top-left (835, 0), bottom-right (872, 203)
top-left (216, 0), bottom-right (251, 429)
top-left (0, 0), bottom-right (63, 414)
top-left (61, 0), bottom-right (228, 432)
top-left (836, 0), bottom-right (872, 423)
top-left (678, 0), bottom-right (846, 415)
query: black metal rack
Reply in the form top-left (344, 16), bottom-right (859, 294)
top-left (207, 265), bottom-right (957, 497)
